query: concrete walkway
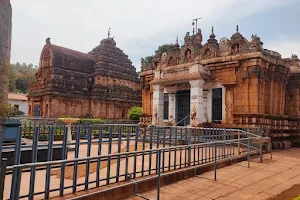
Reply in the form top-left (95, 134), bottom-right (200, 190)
top-left (125, 149), bottom-right (300, 200)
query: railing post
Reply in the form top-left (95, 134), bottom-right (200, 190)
top-left (0, 126), bottom-right (3, 200)
top-left (238, 131), bottom-right (241, 155)
top-left (260, 131), bottom-right (263, 163)
top-left (214, 143), bottom-right (217, 181)
top-left (247, 139), bottom-right (250, 168)
top-left (188, 128), bottom-right (191, 167)
top-left (156, 150), bottom-right (161, 200)
top-left (0, 125), bottom-right (3, 171)
top-left (0, 158), bottom-right (7, 200)
top-left (10, 127), bottom-right (22, 200)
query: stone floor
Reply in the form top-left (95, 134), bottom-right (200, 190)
top-left (125, 148), bottom-right (300, 200)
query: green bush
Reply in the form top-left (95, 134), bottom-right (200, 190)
top-left (60, 115), bottom-right (74, 118)
top-left (128, 107), bottom-right (143, 121)
top-left (77, 118), bottom-right (110, 125)
top-left (0, 104), bottom-right (13, 118)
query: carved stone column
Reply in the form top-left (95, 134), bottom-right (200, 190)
top-left (168, 93), bottom-right (176, 124)
top-left (152, 84), bottom-right (164, 125)
top-left (225, 86), bottom-right (234, 124)
top-left (190, 80), bottom-right (205, 127)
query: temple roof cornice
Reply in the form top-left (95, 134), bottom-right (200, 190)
top-left (200, 52), bottom-right (289, 68)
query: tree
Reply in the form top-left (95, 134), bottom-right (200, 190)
top-left (8, 63), bottom-right (37, 93)
top-left (155, 44), bottom-right (174, 54)
top-left (15, 62), bottom-right (21, 68)
top-left (16, 78), bottom-right (29, 93)
top-left (128, 107), bottom-right (143, 121)
top-left (141, 43), bottom-right (174, 65)
top-left (0, 0), bottom-right (12, 105)
top-left (9, 64), bottom-right (16, 92)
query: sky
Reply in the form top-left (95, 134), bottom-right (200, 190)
top-left (10, 0), bottom-right (300, 71)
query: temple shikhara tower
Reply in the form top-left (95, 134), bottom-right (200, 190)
top-left (28, 33), bottom-right (141, 119)
top-left (140, 26), bottom-right (300, 149)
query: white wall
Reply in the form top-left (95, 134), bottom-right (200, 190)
top-left (8, 100), bottom-right (28, 116)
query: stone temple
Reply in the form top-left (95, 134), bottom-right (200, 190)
top-left (29, 35), bottom-right (141, 119)
top-left (140, 26), bottom-right (300, 149)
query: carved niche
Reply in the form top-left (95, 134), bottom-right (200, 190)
top-left (250, 34), bottom-right (263, 51)
top-left (201, 44), bottom-right (218, 59)
top-left (184, 48), bottom-right (192, 63)
top-left (231, 44), bottom-right (240, 55)
top-left (219, 37), bottom-right (229, 53)
top-left (167, 56), bottom-right (177, 66)
top-left (161, 52), bottom-right (168, 63)
top-left (41, 49), bottom-right (52, 68)
top-left (204, 48), bottom-right (211, 57)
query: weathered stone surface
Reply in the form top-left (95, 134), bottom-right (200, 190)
top-left (141, 27), bottom-right (300, 145)
top-left (28, 37), bottom-right (141, 119)
top-left (0, 0), bottom-right (12, 104)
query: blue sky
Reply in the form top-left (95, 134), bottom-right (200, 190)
top-left (10, 0), bottom-right (300, 71)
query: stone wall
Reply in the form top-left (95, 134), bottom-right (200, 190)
top-left (50, 97), bottom-right (91, 117)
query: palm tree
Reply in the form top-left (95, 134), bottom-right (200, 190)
top-left (0, 0), bottom-right (12, 105)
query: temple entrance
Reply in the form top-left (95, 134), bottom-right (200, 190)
top-left (176, 90), bottom-right (190, 126)
top-left (34, 105), bottom-right (41, 117)
top-left (212, 88), bottom-right (222, 123)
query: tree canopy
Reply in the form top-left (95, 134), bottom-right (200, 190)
top-left (9, 63), bottom-right (38, 94)
top-left (141, 43), bottom-right (174, 65)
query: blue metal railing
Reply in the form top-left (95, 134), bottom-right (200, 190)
top-left (0, 123), bottom-right (264, 200)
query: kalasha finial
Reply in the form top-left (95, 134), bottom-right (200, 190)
top-left (108, 28), bottom-right (111, 38)
top-left (174, 37), bottom-right (180, 48)
top-left (46, 38), bottom-right (51, 44)
top-left (236, 25), bottom-right (239, 32)
top-left (209, 26), bottom-right (216, 39)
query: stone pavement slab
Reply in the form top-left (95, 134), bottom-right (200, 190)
top-left (124, 148), bottom-right (300, 200)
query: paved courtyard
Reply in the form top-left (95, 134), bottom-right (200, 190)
top-left (125, 148), bottom-right (300, 200)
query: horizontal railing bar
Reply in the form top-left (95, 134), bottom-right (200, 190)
top-left (2, 138), bottom-right (140, 150)
top-left (51, 151), bottom-right (256, 200)
top-left (18, 151), bottom-right (236, 199)
top-left (7, 137), bottom-right (259, 170)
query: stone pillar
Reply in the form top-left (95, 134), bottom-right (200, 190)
top-left (168, 93), bottom-right (176, 124)
top-left (190, 80), bottom-right (205, 127)
top-left (225, 87), bottom-right (234, 124)
top-left (0, 0), bottom-right (12, 105)
top-left (152, 84), bottom-right (164, 125)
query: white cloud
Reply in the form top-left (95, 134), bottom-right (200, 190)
top-left (9, 0), bottom-right (297, 70)
top-left (265, 36), bottom-right (300, 58)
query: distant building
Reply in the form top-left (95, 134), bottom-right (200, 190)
top-left (8, 93), bottom-right (28, 116)
top-left (28, 35), bottom-right (141, 119)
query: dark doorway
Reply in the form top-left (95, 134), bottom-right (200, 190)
top-left (176, 90), bottom-right (190, 126)
top-left (212, 88), bottom-right (222, 123)
top-left (164, 93), bottom-right (169, 120)
top-left (34, 105), bottom-right (40, 117)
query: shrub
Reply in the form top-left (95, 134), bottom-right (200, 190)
top-left (60, 115), bottom-right (73, 118)
top-left (77, 118), bottom-right (110, 125)
top-left (0, 104), bottom-right (13, 118)
top-left (128, 107), bottom-right (143, 121)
